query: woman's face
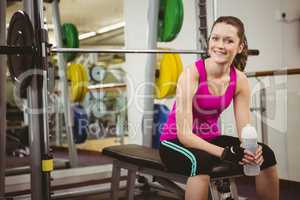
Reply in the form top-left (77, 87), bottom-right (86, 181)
top-left (208, 22), bottom-right (244, 65)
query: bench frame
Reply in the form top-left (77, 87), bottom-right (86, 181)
top-left (110, 159), bottom-right (241, 200)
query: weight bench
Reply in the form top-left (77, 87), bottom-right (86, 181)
top-left (103, 144), bottom-right (244, 200)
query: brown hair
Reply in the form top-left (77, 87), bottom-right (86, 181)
top-left (209, 16), bottom-right (248, 71)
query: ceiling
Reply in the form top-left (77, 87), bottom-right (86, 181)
top-left (6, 0), bottom-right (124, 46)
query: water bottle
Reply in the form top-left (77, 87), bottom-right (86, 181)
top-left (241, 124), bottom-right (260, 176)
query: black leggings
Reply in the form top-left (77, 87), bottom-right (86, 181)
top-left (159, 135), bottom-right (277, 177)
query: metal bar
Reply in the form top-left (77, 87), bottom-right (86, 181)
top-left (213, 0), bottom-right (218, 21)
top-left (51, 0), bottom-right (79, 167)
top-left (31, 0), bottom-right (52, 198)
top-left (52, 48), bottom-right (206, 54)
top-left (111, 161), bottom-right (121, 200)
top-left (23, 1), bottom-right (44, 199)
top-left (88, 83), bottom-right (126, 91)
top-left (27, 86), bottom-right (44, 200)
top-left (246, 68), bottom-right (300, 78)
top-left (259, 79), bottom-right (268, 144)
top-left (52, 48), bottom-right (259, 55)
top-left (142, 0), bottom-right (159, 147)
top-left (0, 0), bottom-right (7, 198)
top-left (0, 46), bottom-right (259, 56)
top-left (0, 46), bottom-right (35, 54)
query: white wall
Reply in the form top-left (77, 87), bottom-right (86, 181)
top-left (212, 0), bottom-right (300, 181)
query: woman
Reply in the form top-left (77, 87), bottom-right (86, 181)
top-left (159, 16), bottom-right (279, 200)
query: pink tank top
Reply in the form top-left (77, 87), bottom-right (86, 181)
top-left (160, 59), bottom-right (237, 141)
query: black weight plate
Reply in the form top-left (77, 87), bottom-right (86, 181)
top-left (7, 10), bottom-right (34, 98)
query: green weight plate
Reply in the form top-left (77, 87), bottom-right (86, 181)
top-left (158, 0), bottom-right (182, 42)
top-left (158, 0), bottom-right (167, 42)
top-left (175, 0), bottom-right (184, 36)
top-left (62, 23), bottom-right (79, 62)
top-left (7, 10), bottom-right (34, 98)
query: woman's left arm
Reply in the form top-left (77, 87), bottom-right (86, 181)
top-left (233, 72), bottom-right (263, 165)
top-left (233, 72), bottom-right (251, 139)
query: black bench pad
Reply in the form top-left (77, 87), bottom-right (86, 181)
top-left (103, 144), bottom-right (243, 178)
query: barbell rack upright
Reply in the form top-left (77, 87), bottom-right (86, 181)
top-left (51, 0), bottom-right (79, 167)
top-left (30, 0), bottom-right (52, 199)
top-left (0, 0), bottom-right (7, 199)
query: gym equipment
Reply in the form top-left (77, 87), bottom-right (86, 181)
top-left (61, 23), bottom-right (79, 62)
top-left (88, 121), bottom-right (102, 138)
top-left (90, 100), bottom-right (107, 118)
top-left (158, 0), bottom-right (184, 42)
top-left (91, 91), bottom-right (106, 100)
top-left (78, 62), bottom-right (89, 102)
top-left (7, 11), bottom-right (34, 98)
top-left (103, 144), bottom-right (242, 200)
top-left (6, 78), bottom-right (17, 107)
top-left (170, 53), bottom-right (183, 94)
top-left (89, 65), bottom-right (106, 82)
top-left (47, 61), bottom-right (56, 93)
top-left (155, 53), bottom-right (182, 99)
top-left (152, 104), bottom-right (170, 149)
top-left (67, 63), bottom-right (88, 102)
top-left (0, 10), bottom-right (260, 58)
top-left (72, 104), bottom-right (88, 144)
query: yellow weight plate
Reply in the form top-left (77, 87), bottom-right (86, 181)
top-left (77, 64), bottom-right (89, 102)
top-left (155, 54), bottom-right (177, 99)
top-left (168, 54), bottom-right (183, 96)
top-left (166, 54), bottom-right (179, 97)
top-left (67, 63), bottom-right (83, 102)
top-left (174, 54), bottom-right (183, 81)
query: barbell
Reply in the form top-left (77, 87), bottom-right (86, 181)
top-left (0, 11), bottom-right (259, 100)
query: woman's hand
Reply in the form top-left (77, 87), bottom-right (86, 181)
top-left (239, 145), bottom-right (263, 166)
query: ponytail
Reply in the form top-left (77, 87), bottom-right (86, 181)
top-left (233, 36), bottom-right (248, 72)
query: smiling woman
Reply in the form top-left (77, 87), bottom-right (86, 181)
top-left (159, 16), bottom-right (279, 200)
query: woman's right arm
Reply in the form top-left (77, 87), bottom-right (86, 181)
top-left (176, 64), bottom-right (225, 158)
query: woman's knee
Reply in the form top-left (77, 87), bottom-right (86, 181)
top-left (188, 174), bottom-right (210, 183)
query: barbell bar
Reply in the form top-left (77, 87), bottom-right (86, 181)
top-left (0, 46), bottom-right (259, 55)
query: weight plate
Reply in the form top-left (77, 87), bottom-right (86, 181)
top-left (91, 101), bottom-right (107, 118)
top-left (7, 10), bottom-right (34, 98)
top-left (67, 64), bottom-right (81, 102)
top-left (168, 54), bottom-right (183, 96)
top-left (88, 122), bottom-right (102, 138)
top-left (67, 63), bottom-right (88, 102)
top-left (175, 0), bottom-right (184, 36)
top-left (62, 23), bottom-right (79, 62)
top-left (77, 63), bottom-right (89, 102)
top-left (166, 54), bottom-right (179, 97)
top-left (90, 65), bottom-right (106, 82)
top-left (158, 0), bottom-right (183, 42)
top-left (153, 104), bottom-right (170, 148)
top-left (72, 104), bottom-right (88, 144)
top-left (155, 54), bottom-right (177, 99)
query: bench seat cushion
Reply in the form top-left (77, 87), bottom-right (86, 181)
top-left (103, 144), bottom-right (243, 178)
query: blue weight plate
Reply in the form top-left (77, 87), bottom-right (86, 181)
top-left (72, 104), bottom-right (88, 144)
top-left (152, 104), bottom-right (170, 149)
